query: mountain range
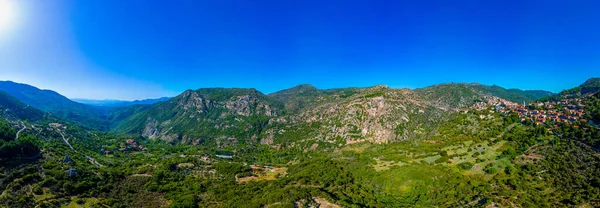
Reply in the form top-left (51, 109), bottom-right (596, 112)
top-left (0, 80), bottom-right (559, 145)
top-left (113, 82), bottom-right (557, 145)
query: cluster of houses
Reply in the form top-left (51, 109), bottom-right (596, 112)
top-left (467, 95), bottom-right (592, 130)
top-left (118, 139), bottom-right (148, 152)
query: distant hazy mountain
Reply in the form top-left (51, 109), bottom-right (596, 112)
top-left (0, 81), bottom-right (108, 130)
top-left (72, 97), bottom-right (171, 107)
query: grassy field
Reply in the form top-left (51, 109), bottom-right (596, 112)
top-left (62, 197), bottom-right (100, 208)
top-left (236, 167), bottom-right (288, 183)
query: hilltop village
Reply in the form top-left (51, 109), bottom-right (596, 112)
top-left (468, 95), bottom-right (595, 131)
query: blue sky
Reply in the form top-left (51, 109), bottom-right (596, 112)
top-left (0, 0), bottom-right (599, 100)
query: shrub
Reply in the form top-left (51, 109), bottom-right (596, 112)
top-left (458, 162), bottom-right (473, 170)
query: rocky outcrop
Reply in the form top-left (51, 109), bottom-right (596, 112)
top-left (264, 86), bottom-right (450, 147)
top-left (142, 118), bottom-right (159, 139)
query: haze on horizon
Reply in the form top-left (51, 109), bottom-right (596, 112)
top-left (0, 0), bottom-right (599, 100)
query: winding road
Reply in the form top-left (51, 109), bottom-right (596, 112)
top-left (15, 122), bottom-right (26, 140)
top-left (55, 129), bottom-right (104, 166)
top-left (57, 130), bottom-right (75, 151)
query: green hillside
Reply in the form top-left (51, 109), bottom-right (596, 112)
top-left (0, 81), bottom-right (108, 130)
top-left (0, 91), bottom-right (45, 121)
top-left (542, 78), bottom-right (600, 101)
top-left (471, 84), bottom-right (555, 103)
top-left (415, 83), bottom-right (554, 107)
top-left (113, 88), bottom-right (284, 145)
top-left (268, 84), bottom-right (324, 113)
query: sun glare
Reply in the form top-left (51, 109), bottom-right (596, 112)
top-left (0, 0), bottom-right (16, 35)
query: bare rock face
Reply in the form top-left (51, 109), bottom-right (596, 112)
top-left (176, 90), bottom-right (215, 114)
top-left (225, 95), bottom-right (276, 117)
top-left (163, 134), bottom-right (180, 143)
top-left (216, 136), bottom-right (239, 148)
top-left (225, 95), bottom-right (252, 116)
top-left (176, 91), bottom-right (276, 118)
top-left (261, 129), bottom-right (275, 145)
top-left (142, 118), bottom-right (159, 139)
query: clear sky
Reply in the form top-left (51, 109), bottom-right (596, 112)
top-left (0, 0), bottom-right (599, 100)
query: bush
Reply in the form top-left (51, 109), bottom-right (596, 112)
top-left (170, 194), bottom-right (198, 208)
top-left (458, 162), bottom-right (473, 170)
top-left (32, 185), bottom-right (43, 194)
top-left (76, 198), bottom-right (86, 204)
top-left (485, 166), bottom-right (498, 174)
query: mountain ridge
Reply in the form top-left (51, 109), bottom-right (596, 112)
top-left (0, 81), bottom-right (109, 130)
top-left (0, 91), bottom-right (46, 121)
top-left (113, 87), bottom-right (282, 145)
top-left (112, 82), bottom-right (554, 145)
top-left (0, 80), bottom-right (566, 145)
top-left (540, 78), bottom-right (600, 101)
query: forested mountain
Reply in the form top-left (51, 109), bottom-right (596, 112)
top-left (0, 81), bottom-right (108, 130)
top-left (113, 88), bottom-right (283, 145)
top-left (267, 84), bottom-right (363, 113)
top-left (113, 84), bottom-right (462, 145)
top-left (414, 83), bottom-right (483, 109)
top-left (106, 104), bottom-right (152, 127)
top-left (414, 83), bottom-right (554, 108)
top-left (112, 83), bottom-right (553, 147)
top-left (0, 91), bottom-right (46, 121)
top-left (267, 84), bottom-right (324, 113)
top-left (471, 84), bottom-right (555, 103)
top-left (580, 78), bottom-right (600, 94)
top-left (542, 78), bottom-right (600, 100)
